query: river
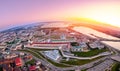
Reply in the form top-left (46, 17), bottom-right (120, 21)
top-left (73, 27), bottom-right (120, 50)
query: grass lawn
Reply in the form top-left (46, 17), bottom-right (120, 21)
top-left (46, 58), bottom-right (70, 67)
top-left (111, 63), bottom-right (120, 71)
top-left (71, 48), bottom-right (108, 57)
top-left (81, 69), bottom-right (87, 71)
top-left (61, 56), bottom-right (103, 66)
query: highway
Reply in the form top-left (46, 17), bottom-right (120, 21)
top-left (16, 49), bottom-right (112, 71)
top-left (87, 59), bottom-right (114, 71)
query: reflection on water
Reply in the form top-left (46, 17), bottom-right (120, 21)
top-left (73, 27), bottom-right (120, 50)
top-left (101, 41), bottom-right (120, 50)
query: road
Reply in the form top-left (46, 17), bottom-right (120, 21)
top-left (15, 45), bottom-right (120, 71)
top-left (15, 50), bottom-right (111, 71)
top-left (59, 47), bottom-right (111, 60)
top-left (87, 59), bottom-right (114, 71)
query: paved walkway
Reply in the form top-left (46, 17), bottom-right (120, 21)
top-left (59, 47), bottom-right (111, 60)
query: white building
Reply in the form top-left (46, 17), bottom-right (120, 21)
top-left (89, 41), bottom-right (104, 49)
top-left (71, 42), bottom-right (89, 52)
top-left (89, 43), bottom-right (98, 49)
top-left (44, 50), bottom-right (61, 61)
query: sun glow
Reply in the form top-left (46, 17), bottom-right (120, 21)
top-left (67, 15), bottom-right (120, 27)
top-left (86, 11), bottom-right (120, 27)
top-left (64, 2), bottom-right (120, 27)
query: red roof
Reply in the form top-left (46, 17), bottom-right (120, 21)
top-left (15, 57), bottom-right (22, 67)
top-left (30, 42), bottom-right (71, 48)
top-left (29, 65), bottom-right (36, 71)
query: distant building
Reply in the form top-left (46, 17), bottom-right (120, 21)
top-left (71, 42), bottom-right (89, 52)
top-left (3, 53), bottom-right (18, 59)
top-left (0, 45), bottom-right (6, 49)
top-left (89, 41), bottom-right (104, 49)
top-left (79, 42), bottom-right (88, 48)
top-left (89, 43), bottom-right (97, 49)
top-left (14, 44), bottom-right (22, 50)
top-left (71, 46), bottom-right (89, 52)
top-left (41, 22), bottom-right (69, 28)
top-left (2, 51), bottom-right (10, 55)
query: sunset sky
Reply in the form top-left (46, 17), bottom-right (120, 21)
top-left (0, 0), bottom-right (120, 30)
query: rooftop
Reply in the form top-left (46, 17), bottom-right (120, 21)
top-left (44, 50), bottom-right (61, 61)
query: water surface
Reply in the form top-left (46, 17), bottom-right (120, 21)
top-left (73, 27), bottom-right (120, 50)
